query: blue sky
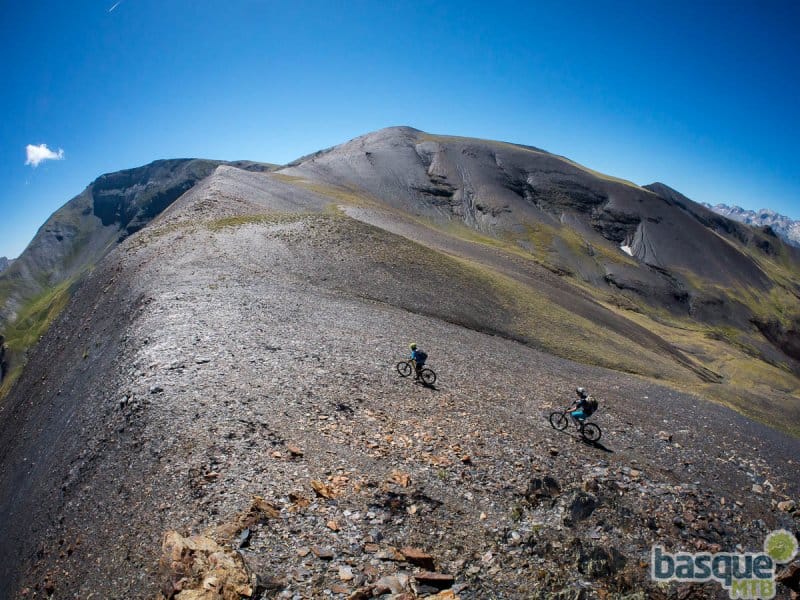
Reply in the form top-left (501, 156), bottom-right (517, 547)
top-left (1, 0), bottom-right (799, 258)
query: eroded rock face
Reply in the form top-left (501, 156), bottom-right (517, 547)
top-left (525, 475), bottom-right (561, 506)
top-left (753, 318), bottom-right (800, 364)
top-left (157, 531), bottom-right (253, 600)
top-left (90, 159), bottom-right (220, 235)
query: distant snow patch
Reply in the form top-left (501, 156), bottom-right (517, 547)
top-left (620, 244), bottom-right (633, 257)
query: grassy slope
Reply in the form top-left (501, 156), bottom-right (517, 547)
top-left (0, 280), bottom-right (73, 398)
top-left (269, 174), bottom-right (800, 436)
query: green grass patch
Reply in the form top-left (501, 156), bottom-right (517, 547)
top-left (450, 255), bottom-right (689, 380)
top-left (205, 213), bottom-right (313, 231)
top-left (273, 174), bottom-right (386, 211)
top-left (1, 279), bottom-right (73, 399)
top-left (598, 298), bottom-right (800, 437)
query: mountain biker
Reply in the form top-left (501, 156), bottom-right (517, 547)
top-left (409, 343), bottom-right (427, 380)
top-left (569, 387), bottom-right (597, 426)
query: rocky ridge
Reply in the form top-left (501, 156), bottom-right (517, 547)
top-left (0, 159), bottom-right (274, 388)
top-left (704, 202), bottom-right (800, 247)
top-left (0, 163), bottom-right (798, 599)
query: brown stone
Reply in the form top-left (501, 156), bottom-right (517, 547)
top-left (238, 496), bottom-right (279, 530)
top-left (208, 496), bottom-right (279, 545)
top-left (428, 591), bottom-right (460, 600)
top-left (400, 546), bottom-right (436, 570)
top-left (158, 531), bottom-right (253, 599)
top-left (390, 470), bottom-right (411, 487)
top-left (376, 547), bottom-right (406, 561)
top-left (413, 571), bottom-right (455, 589)
top-left (287, 443), bottom-right (304, 457)
top-left (311, 546), bottom-right (335, 560)
top-left (288, 491), bottom-right (311, 509)
top-left (348, 588), bottom-right (373, 600)
top-left (311, 479), bottom-right (336, 499)
top-left (777, 562), bottom-right (800, 593)
top-left (327, 519), bottom-right (341, 531)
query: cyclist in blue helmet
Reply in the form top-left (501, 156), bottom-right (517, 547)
top-left (409, 343), bottom-right (427, 380)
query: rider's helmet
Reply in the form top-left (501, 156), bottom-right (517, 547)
top-left (576, 387), bottom-right (587, 398)
top-left (410, 343), bottom-right (417, 350)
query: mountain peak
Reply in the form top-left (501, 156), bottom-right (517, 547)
top-left (703, 201), bottom-right (800, 247)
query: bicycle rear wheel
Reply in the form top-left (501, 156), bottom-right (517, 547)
top-left (581, 423), bottom-right (602, 442)
top-left (549, 412), bottom-right (569, 431)
top-left (420, 368), bottom-right (436, 386)
top-left (396, 361), bottom-right (412, 377)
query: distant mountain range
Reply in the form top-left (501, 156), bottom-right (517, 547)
top-left (704, 202), bottom-right (800, 247)
top-left (0, 258), bottom-right (10, 273)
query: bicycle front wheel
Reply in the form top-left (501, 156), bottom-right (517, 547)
top-left (581, 423), bottom-right (602, 442)
top-left (420, 368), bottom-right (437, 386)
top-left (396, 361), bottom-right (412, 377)
top-left (549, 412), bottom-right (569, 431)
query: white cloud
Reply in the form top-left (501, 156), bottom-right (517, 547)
top-left (25, 143), bottom-right (65, 167)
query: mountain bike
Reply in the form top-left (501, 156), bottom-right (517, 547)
top-left (396, 360), bottom-right (437, 386)
top-left (549, 409), bottom-right (602, 442)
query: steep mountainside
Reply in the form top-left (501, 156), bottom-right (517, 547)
top-left (705, 202), bottom-right (800, 247)
top-left (0, 128), bottom-right (799, 598)
top-left (0, 159), bottom-right (274, 395)
top-left (280, 128), bottom-right (800, 426)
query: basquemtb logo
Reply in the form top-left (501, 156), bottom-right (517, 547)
top-left (651, 530), bottom-right (798, 599)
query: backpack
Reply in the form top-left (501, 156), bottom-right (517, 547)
top-left (415, 350), bottom-right (428, 363)
top-left (584, 397), bottom-right (598, 416)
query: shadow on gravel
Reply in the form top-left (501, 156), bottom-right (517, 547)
top-left (550, 426), bottom-right (615, 453)
top-left (414, 381), bottom-right (439, 391)
top-left (580, 437), bottom-right (613, 453)
top-left (334, 402), bottom-right (355, 414)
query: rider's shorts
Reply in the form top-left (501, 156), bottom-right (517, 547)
top-left (571, 410), bottom-right (586, 420)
